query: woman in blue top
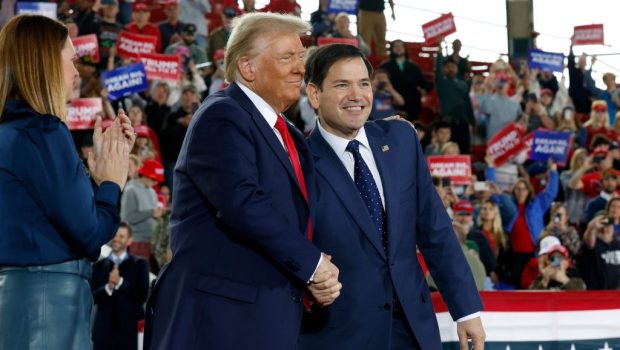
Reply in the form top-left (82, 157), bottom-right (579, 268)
top-left (487, 160), bottom-right (559, 288)
top-left (0, 15), bottom-right (134, 349)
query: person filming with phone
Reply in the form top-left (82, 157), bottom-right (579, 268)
top-left (528, 236), bottom-right (584, 290)
top-left (580, 211), bottom-right (620, 289)
top-left (369, 68), bottom-right (405, 120)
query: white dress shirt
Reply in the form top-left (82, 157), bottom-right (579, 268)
top-left (104, 250), bottom-right (127, 296)
top-left (316, 121), bottom-right (385, 207)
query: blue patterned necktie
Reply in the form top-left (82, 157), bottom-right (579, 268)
top-left (346, 140), bottom-right (388, 253)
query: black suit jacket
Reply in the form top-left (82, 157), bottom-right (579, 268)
top-left (91, 254), bottom-right (149, 340)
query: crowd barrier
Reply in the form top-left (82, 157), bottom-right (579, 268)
top-left (434, 291), bottom-right (620, 349)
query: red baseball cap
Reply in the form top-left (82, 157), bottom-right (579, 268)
top-left (138, 159), bottom-right (164, 183)
top-left (453, 200), bottom-right (474, 215)
top-left (134, 124), bottom-right (150, 138)
top-left (133, 2), bottom-right (150, 12)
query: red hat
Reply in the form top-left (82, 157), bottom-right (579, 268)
top-left (133, 1), bottom-right (150, 12)
top-left (134, 124), bottom-right (150, 138)
top-left (214, 49), bottom-right (225, 61)
top-left (592, 100), bottom-right (608, 113)
top-left (453, 200), bottom-right (474, 215)
top-left (592, 146), bottom-right (609, 158)
top-left (540, 88), bottom-right (554, 97)
top-left (138, 159), bottom-right (164, 183)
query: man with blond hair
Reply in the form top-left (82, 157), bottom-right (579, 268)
top-left (144, 13), bottom-right (341, 350)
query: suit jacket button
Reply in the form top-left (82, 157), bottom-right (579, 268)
top-left (383, 303), bottom-right (391, 310)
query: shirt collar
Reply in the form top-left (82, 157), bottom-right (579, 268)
top-left (317, 120), bottom-right (370, 157)
top-left (601, 190), bottom-right (613, 201)
top-left (237, 82), bottom-right (279, 128)
top-left (109, 250), bottom-right (128, 262)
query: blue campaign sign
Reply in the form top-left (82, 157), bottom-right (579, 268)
top-left (16, 2), bottom-right (57, 19)
top-left (528, 49), bottom-right (565, 73)
top-left (327, 0), bottom-right (359, 14)
top-left (529, 130), bottom-right (572, 165)
top-left (102, 64), bottom-right (148, 101)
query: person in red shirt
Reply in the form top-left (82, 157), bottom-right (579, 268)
top-left (581, 100), bottom-right (618, 149)
top-left (260, 0), bottom-right (301, 16)
top-left (570, 147), bottom-right (620, 199)
top-left (124, 1), bottom-right (162, 52)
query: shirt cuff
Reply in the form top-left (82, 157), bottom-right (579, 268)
top-left (456, 311), bottom-right (481, 323)
top-left (115, 277), bottom-right (124, 290)
top-left (307, 254), bottom-right (324, 284)
top-left (105, 284), bottom-right (114, 296)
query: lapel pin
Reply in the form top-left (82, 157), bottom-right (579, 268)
top-left (382, 145), bottom-right (390, 152)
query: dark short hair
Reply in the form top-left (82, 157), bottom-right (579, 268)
top-left (305, 44), bottom-right (373, 89)
top-left (372, 67), bottom-right (390, 79)
top-left (118, 222), bottom-right (133, 237)
top-left (442, 57), bottom-right (457, 67)
top-left (389, 39), bottom-right (408, 60)
top-left (432, 120), bottom-right (451, 131)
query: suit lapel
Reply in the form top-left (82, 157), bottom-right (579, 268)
top-left (226, 83), bottom-right (303, 197)
top-left (365, 125), bottom-right (402, 259)
top-left (309, 128), bottom-right (387, 259)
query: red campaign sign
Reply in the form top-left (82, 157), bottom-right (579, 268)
top-left (317, 36), bottom-right (359, 48)
top-left (427, 155), bottom-right (471, 185)
top-left (72, 34), bottom-right (99, 63)
top-left (573, 24), bottom-right (604, 46)
top-left (421, 13), bottom-right (456, 45)
top-left (67, 98), bottom-right (103, 130)
top-left (139, 52), bottom-right (181, 81)
top-left (117, 31), bottom-right (157, 59)
top-left (486, 123), bottom-right (526, 167)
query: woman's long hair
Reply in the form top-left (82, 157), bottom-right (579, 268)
top-left (477, 199), bottom-right (507, 252)
top-left (0, 14), bottom-right (69, 121)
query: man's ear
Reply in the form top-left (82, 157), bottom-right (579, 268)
top-left (237, 56), bottom-right (255, 82)
top-left (306, 82), bottom-right (321, 110)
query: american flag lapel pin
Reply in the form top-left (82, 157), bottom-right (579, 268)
top-left (382, 145), bottom-right (390, 152)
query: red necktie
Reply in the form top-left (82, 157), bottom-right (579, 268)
top-left (274, 115), bottom-right (314, 311)
top-left (274, 115), bottom-right (312, 241)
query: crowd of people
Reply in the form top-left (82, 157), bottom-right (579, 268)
top-left (1, 0), bottom-right (620, 348)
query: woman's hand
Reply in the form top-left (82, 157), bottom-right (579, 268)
top-left (89, 119), bottom-right (130, 189)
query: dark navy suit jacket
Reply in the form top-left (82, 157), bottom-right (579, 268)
top-left (299, 121), bottom-right (482, 350)
top-left (91, 254), bottom-right (149, 346)
top-left (144, 83), bottom-right (322, 350)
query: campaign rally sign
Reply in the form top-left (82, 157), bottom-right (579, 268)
top-left (326, 0), bottom-right (358, 14)
top-left (422, 13), bottom-right (456, 45)
top-left (486, 123), bottom-right (526, 167)
top-left (528, 48), bottom-right (565, 73)
top-left (117, 31), bottom-right (157, 59)
top-left (529, 130), bottom-right (572, 165)
top-left (427, 155), bottom-right (471, 185)
top-left (72, 34), bottom-right (100, 63)
top-left (16, 2), bottom-right (57, 18)
top-left (573, 24), bottom-right (605, 46)
top-left (102, 63), bottom-right (148, 101)
top-left (317, 37), bottom-right (359, 48)
top-left (67, 98), bottom-right (103, 130)
top-left (139, 53), bottom-right (181, 81)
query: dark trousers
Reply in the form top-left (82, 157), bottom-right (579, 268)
top-left (391, 314), bottom-right (421, 349)
top-left (94, 331), bottom-right (137, 350)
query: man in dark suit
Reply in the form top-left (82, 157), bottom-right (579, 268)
top-left (299, 44), bottom-right (485, 350)
top-left (91, 223), bottom-right (149, 350)
top-left (144, 12), bottom-right (341, 350)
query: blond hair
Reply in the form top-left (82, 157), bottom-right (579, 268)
top-left (224, 12), bottom-right (310, 83)
top-left (0, 15), bottom-right (69, 121)
top-left (477, 199), bottom-right (507, 252)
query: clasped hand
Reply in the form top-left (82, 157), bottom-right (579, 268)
top-left (308, 253), bottom-right (342, 306)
